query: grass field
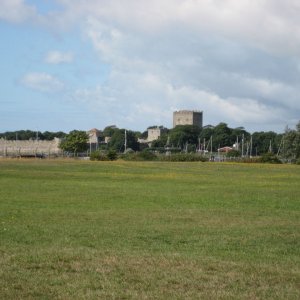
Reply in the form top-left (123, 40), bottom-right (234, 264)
top-left (0, 159), bottom-right (299, 299)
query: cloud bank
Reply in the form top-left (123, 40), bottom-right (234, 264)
top-left (0, 0), bottom-right (36, 23)
top-left (3, 0), bottom-right (300, 132)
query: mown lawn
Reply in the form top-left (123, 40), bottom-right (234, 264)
top-left (0, 159), bottom-right (299, 299)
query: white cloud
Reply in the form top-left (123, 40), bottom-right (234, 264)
top-left (4, 1), bottom-right (300, 57)
top-left (240, 76), bottom-right (300, 110)
top-left (45, 51), bottom-right (74, 64)
top-left (70, 66), bottom-right (289, 131)
top-left (164, 84), bottom-right (284, 126)
top-left (50, 0), bottom-right (300, 56)
top-left (21, 72), bottom-right (64, 93)
top-left (4, 0), bottom-right (300, 131)
top-left (0, 0), bottom-right (37, 23)
top-left (78, 1), bottom-right (300, 130)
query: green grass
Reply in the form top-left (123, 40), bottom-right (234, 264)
top-left (0, 159), bottom-right (299, 299)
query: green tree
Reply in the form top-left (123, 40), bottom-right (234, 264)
top-left (231, 127), bottom-right (250, 149)
top-left (169, 125), bottom-right (201, 149)
top-left (0, 130), bottom-right (66, 141)
top-left (283, 121), bottom-right (300, 160)
top-left (103, 126), bottom-right (118, 137)
top-left (252, 131), bottom-right (280, 155)
top-left (108, 129), bottom-right (139, 152)
top-left (151, 133), bottom-right (168, 148)
top-left (199, 125), bottom-right (214, 151)
top-left (198, 124), bottom-right (250, 152)
top-left (140, 130), bottom-right (148, 139)
top-left (296, 122), bottom-right (300, 158)
top-left (0, 130), bottom-right (37, 140)
top-left (59, 130), bottom-right (88, 155)
top-left (213, 123), bottom-right (233, 149)
top-left (42, 131), bottom-right (66, 140)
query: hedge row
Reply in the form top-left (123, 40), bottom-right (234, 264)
top-left (90, 150), bottom-right (291, 164)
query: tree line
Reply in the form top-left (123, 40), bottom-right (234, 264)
top-left (0, 130), bottom-right (66, 141)
top-left (149, 123), bottom-right (287, 156)
top-left (1, 121), bottom-right (299, 160)
top-left (99, 122), bottom-right (300, 160)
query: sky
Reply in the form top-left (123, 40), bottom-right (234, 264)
top-left (0, 0), bottom-right (300, 133)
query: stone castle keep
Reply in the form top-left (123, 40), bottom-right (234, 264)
top-left (173, 110), bottom-right (203, 128)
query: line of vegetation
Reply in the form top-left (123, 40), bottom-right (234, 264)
top-left (90, 149), bottom-right (286, 164)
top-left (85, 121), bottom-right (300, 163)
top-left (1, 121), bottom-right (299, 163)
top-left (0, 130), bottom-right (66, 140)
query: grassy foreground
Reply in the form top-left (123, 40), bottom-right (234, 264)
top-left (0, 159), bottom-right (299, 299)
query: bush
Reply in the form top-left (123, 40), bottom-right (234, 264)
top-left (107, 150), bottom-right (118, 161)
top-left (259, 153), bottom-right (282, 164)
top-left (90, 150), bottom-right (118, 161)
top-left (138, 150), bottom-right (158, 161)
top-left (90, 150), bottom-right (109, 161)
top-left (121, 152), bottom-right (208, 162)
top-left (226, 150), bottom-right (241, 158)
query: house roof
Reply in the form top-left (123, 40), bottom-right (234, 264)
top-left (87, 128), bottom-right (101, 133)
top-left (218, 146), bottom-right (233, 152)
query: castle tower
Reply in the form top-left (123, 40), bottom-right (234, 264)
top-left (173, 110), bottom-right (203, 128)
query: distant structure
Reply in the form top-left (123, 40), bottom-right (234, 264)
top-left (147, 127), bottom-right (161, 142)
top-left (173, 110), bottom-right (203, 128)
top-left (138, 126), bottom-right (166, 146)
top-left (87, 128), bottom-right (102, 151)
top-left (0, 138), bottom-right (62, 157)
top-left (87, 128), bottom-right (102, 144)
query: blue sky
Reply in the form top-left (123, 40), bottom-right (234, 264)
top-left (1, 0), bottom-right (300, 133)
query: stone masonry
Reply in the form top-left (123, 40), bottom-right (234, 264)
top-left (0, 138), bottom-right (62, 157)
top-left (173, 110), bottom-right (203, 128)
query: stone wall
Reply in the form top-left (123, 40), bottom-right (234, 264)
top-left (0, 138), bottom-right (62, 157)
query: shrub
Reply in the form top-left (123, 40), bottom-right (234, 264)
top-left (107, 150), bottom-right (118, 161)
top-left (90, 150), bottom-right (109, 161)
top-left (259, 153), bottom-right (282, 164)
top-left (90, 150), bottom-right (118, 161)
top-left (226, 150), bottom-right (241, 158)
top-left (121, 151), bottom-right (158, 161)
